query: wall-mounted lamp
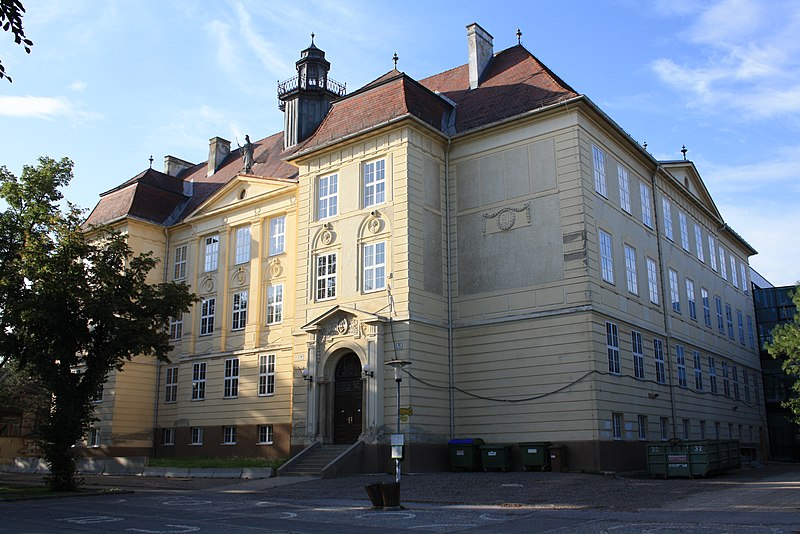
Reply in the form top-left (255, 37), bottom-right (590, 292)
top-left (648, 393), bottom-right (659, 399)
top-left (301, 368), bottom-right (313, 383)
top-left (362, 363), bottom-right (374, 378)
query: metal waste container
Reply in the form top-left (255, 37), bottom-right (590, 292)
top-left (480, 444), bottom-right (512, 471)
top-left (520, 442), bottom-right (552, 471)
top-left (448, 438), bottom-right (484, 471)
top-left (548, 444), bottom-right (568, 472)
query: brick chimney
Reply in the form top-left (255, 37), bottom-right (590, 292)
top-left (207, 137), bottom-right (231, 176)
top-left (467, 23), bottom-right (493, 90)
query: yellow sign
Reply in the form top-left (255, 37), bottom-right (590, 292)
top-left (399, 407), bottom-right (413, 416)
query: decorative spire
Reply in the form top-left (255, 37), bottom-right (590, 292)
top-left (643, 141), bottom-right (648, 150)
top-left (681, 145), bottom-right (688, 160)
top-left (516, 28), bottom-right (522, 45)
top-left (393, 52), bottom-right (399, 69)
top-left (149, 155), bottom-right (153, 168)
top-left (310, 32), bottom-right (315, 45)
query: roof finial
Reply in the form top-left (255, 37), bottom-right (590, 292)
top-left (516, 28), bottom-right (522, 45)
top-left (310, 32), bottom-right (315, 45)
top-left (149, 155), bottom-right (153, 168)
top-left (643, 141), bottom-right (648, 150)
top-left (681, 145), bottom-right (688, 160)
top-left (393, 52), bottom-right (399, 69)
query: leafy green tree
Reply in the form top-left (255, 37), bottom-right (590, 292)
top-left (766, 286), bottom-right (800, 424)
top-left (0, 0), bottom-right (33, 82)
top-left (0, 157), bottom-right (195, 491)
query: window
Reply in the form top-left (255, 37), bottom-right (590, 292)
top-left (592, 145), bottom-right (607, 196)
top-left (235, 226), bottom-right (250, 265)
top-left (190, 427), bottom-right (203, 445)
top-left (606, 322), bottom-right (620, 375)
top-left (730, 256), bottom-right (738, 288)
top-left (701, 288), bottom-right (711, 327)
top-left (654, 338), bottom-right (666, 384)
top-left (231, 291), bottom-right (248, 331)
top-left (637, 415), bottom-right (647, 440)
top-left (694, 225), bottom-right (704, 262)
top-left (693, 351), bottom-right (703, 391)
top-left (612, 412), bottom-right (623, 440)
top-left (174, 244), bottom-right (187, 280)
top-left (662, 197), bottom-right (673, 240)
top-left (632, 331), bottom-right (644, 379)
top-left (740, 263), bottom-right (748, 294)
top-left (599, 230), bottom-right (614, 283)
top-left (700, 420), bottom-right (707, 440)
top-left (267, 284), bottom-right (283, 325)
top-left (624, 245), bottom-right (638, 294)
top-left (679, 212), bottom-right (689, 251)
top-left (716, 297), bottom-right (724, 333)
top-left (269, 216), bottom-right (286, 256)
top-left (722, 361), bottom-right (731, 397)
top-left (744, 371), bottom-right (751, 403)
top-left (647, 257), bottom-right (659, 304)
top-left (737, 310), bottom-right (745, 344)
top-left (733, 365), bottom-right (740, 400)
top-left (726, 304), bottom-right (734, 339)
top-left (92, 380), bottom-right (104, 403)
top-left (258, 354), bottom-right (276, 396)
top-left (88, 428), bottom-right (100, 448)
top-left (719, 246), bottom-right (727, 280)
top-left (200, 297), bottom-right (215, 336)
top-left (682, 419), bottom-right (690, 440)
top-left (747, 315), bottom-right (755, 349)
top-left (728, 423), bottom-right (734, 439)
top-left (162, 428), bottom-right (175, 446)
top-left (686, 278), bottom-right (696, 320)
top-left (223, 426), bottom-right (237, 445)
top-left (258, 424), bottom-right (274, 444)
top-left (640, 183), bottom-right (653, 228)
top-left (192, 362), bottom-right (206, 401)
top-left (363, 159), bottom-right (386, 207)
top-left (169, 315), bottom-right (183, 340)
top-left (224, 358), bottom-right (239, 398)
top-left (204, 235), bottom-right (219, 272)
top-left (316, 253), bottom-right (337, 300)
top-left (618, 165), bottom-right (631, 212)
top-left (669, 269), bottom-right (680, 312)
top-left (709, 357), bottom-right (718, 394)
top-left (660, 417), bottom-right (669, 441)
top-left (165, 367), bottom-right (178, 403)
top-left (714, 422), bottom-right (721, 440)
top-left (363, 241), bottom-right (386, 292)
top-left (676, 345), bottom-right (687, 388)
top-left (318, 173), bottom-right (338, 220)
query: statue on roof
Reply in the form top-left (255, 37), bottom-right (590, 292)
top-left (240, 135), bottom-right (254, 174)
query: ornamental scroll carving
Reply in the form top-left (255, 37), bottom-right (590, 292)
top-left (481, 202), bottom-right (531, 235)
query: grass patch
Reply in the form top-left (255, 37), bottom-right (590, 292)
top-left (0, 485), bottom-right (52, 497)
top-left (147, 457), bottom-right (286, 469)
top-left (0, 484), bottom-right (123, 501)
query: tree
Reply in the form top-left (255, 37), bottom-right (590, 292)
top-left (0, 0), bottom-right (33, 82)
top-left (766, 285), bottom-right (800, 424)
top-left (0, 157), bottom-right (195, 491)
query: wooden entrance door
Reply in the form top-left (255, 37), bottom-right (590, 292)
top-left (333, 353), bottom-right (363, 444)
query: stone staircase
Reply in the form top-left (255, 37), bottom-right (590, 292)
top-left (279, 444), bottom-right (353, 477)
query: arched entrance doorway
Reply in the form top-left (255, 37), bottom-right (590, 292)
top-left (333, 353), bottom-right (363, 444)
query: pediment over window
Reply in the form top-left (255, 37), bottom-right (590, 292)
top-left (302, 305), bottom-right (385, 340)
top-left (183, 175), bottom-right (296, 223)
top-left (660, 161), bottom-right (722, 222)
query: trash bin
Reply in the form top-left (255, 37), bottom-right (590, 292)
top-left (480, 444), bottom-right (512, 472)
top-left (380, 482), bottom-right (401, 509)
top-left (548, 444), bottom-right (568, 472)
top-left (364, 483), bottom-right (384, 508)
top-left (520, 442), bottom-right (552, 471)
top-left (448, 438), bottom-right (484, 471)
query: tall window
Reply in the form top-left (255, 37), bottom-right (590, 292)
top-left (612, 412), bottom-right (623, 439)
top-left (235, 226), bottom-right (250, 265)
top-left (637, 415), bottom-right (648, 440)
top-left (618, 165), bottom-right (630, 212)
top-left (719, 246), bottom-right (727, 280)
top-left (708, 235), bottom-right (717, 271)
top-left (174, 244), bottom-right (187, 280)
top-left (599, 230), bottom-right (614, 283)
top-left (231, 291), bottom-right (248, 331)
top-left (163, 428), bottom-right (175, 446)
top-left (224, 358), bottom-right (239, 398)
top-left (747, 315), bottom-right (755, 349)
top-left (363, 242), bottom-right (386, 292)
top-left (726, 304), bottom-right (734, 339)
top-left (89, 428), bottom-right (100, 448)
top-left (679, 212), bottom-right (689, 251)
top-left (258, 354), bottom-right (276, 396)
top-left (316, 253), bottom-right (337, 300)
top-left (730, 256), bottom-right (738, 288)
top-left (204, 235), bottom-right (219, 272)
top-left (716, 296), bottom-right (724, 333)
top-left (662, 197), bottom-right (673, 240)
top-left (606, 322), bottom-right (620, 375)
top-left (733, 365), bottom-right (740, 400)
top-left (165, 367), bottom-right (178, 403)
top-left (708, 357), bottom-right (718, 394)
top-left (200, 297), bottom-right (215, 336)
top-left (740, 263), bottom-right (748, 294)
top-left (269, 216), bottom-right (286, 256)
top-left (737, 310), bottom-right (745, 344)
top-left (624, 245), bottom-right (638, 294)
top-left (682, 419), bottom-right (690, 440)
top-left (669, 269), bottom-right (680, 312)
top-left (654, 338), bottom-right (666, 384)
top-left (743, 371), bottom-right (751, 403)
top-left (191, 427), bottom-right (203, 445)
top-left (647, 257), bottom-right (659, 304)
top-left (693, 351), bottom-right (703, 391)
top-left (192, 362), bottom-right (206, 400)
top-left (592, 145), bottom-right (607, 197)
top-left (694, 224), bottom-right (704, 262)
top-left (701, 288), bottom-right (711, 327)
top-left (632, 331), bottom-right (644, 379)
top-left (722, 361), bottom-right (731, 397)
top-left (364, 159), bottom-right (386, 207)
top-left (169, 315), bottom-right (183, 340)
top-left (640, 183), bottom-right (653, 228)
top-left (318, 173), bottom-right (338, 220)
top-left (660, 417), bottom-right (669, 441)
top-left (676, 345), bottom-right (687, 388)
top-left (258, 424), bottom-right (274, 444)
top-left (700, 420), bottom-right (706, 440)
top-left (223, 426), bottom-right (237, 445)
top-left (686, 279), bottom-right (696, 320)
top-left (714, 422), bottom-right (721, 440)
top-left (267, 284), bottom-right (283, 325)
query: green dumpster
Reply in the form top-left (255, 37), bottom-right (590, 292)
top-left (520, 442), bottom-right (552, 471)
top-left (448, 438), bottom-right (484, 471)
top-left (480, 444), bottom-right (512, 472)
top-left (647, 440), bottom-right (741, 478)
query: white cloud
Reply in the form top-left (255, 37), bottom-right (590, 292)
top-left (69, 81), bottom-right (87, 91)
top-left (0, 96), bottom-right (98, 121)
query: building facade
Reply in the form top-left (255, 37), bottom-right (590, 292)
top-left (78, 23), bottom-right (766, 472)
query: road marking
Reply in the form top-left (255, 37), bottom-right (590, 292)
top-left (57, 516), bottom-right (124, 524)
top-left (355, 511), bottom-right (416, 520)
top-left (408, 525), bottom-right (478, 531)
top-left (161, 497), bottom-right (212, 506)
top-left (126, 525), bottom-right (200, 533)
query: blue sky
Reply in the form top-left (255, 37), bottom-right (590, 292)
top-left (1, 0), bottom-right (798, 286)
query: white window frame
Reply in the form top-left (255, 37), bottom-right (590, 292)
top-left (722, 361), bottom-right (731, 397)
top-left (637, 415), bottom-right (647, 441)
top-left (599, 230), bottom-right (614, 284)
top-left (592, 145), bottom-right (607, 197)
top-left (700, 420), bottom-right (707, 440)
top-left (640, 183), bottom-right (653, 228)
top-left (318, 173), bottom-right (338, 220)
top-left (682, 419), bottom-right (691, 440)
top-left (174, 244), bottom-right (187, 280)
top-left (231, 291), bottom-right (248, 331)
top-left (737, 309), bottom-right (745, 344)
top-left (744, 371), bottom-right (751, 403)
top-left (647, 257), bottom-right (659, 304)
top-left (719, 246), bottom-right (727, 280)
top-left (363, 158), bottom-right (386, 208)
top-left (316, 253), bottom-right (337, 301)
top-left (660, 417), bottom-right (669, 441)
top-left (730, 256), bottom-right (738, 288)
top-left (606, 321), bottom-right (620, 375)
top-left (204, 235), bottom-right (219, 272)
top-left (88, 428), bottom-right (100, 448)
top-left (162, 428), bottom-right (175, 446)
top-left (740, 263), bottom-right (748, 294)
top-left (632, 330), bottom-right (644, 379)
top-left (224, 358), bottom-right (239, 399)
top-left (662, 197), bottom-right (673, 240)
top-left (200, 297), bottom-right (215, 336)
top-left (693, 351), bottom-right (703, 391)
top-left (258, 424), bottom-right (274, 445)
top-left (676, 345), bottom-right (687, 388)
top-left (223, 426), bottom-right (237, 445)
top-left (235, 226), bottom-right (250, 265)
top-left (701, 287), bottom-right (711, 327)
top-left (169, 315), bottom-right (183, 341)
top-left (708, 235), bottom-right (717, 271)
top-left (258, 354), bottom-right (276, 397)
top-left (679, 212), bottom-right (689, 251)
top-left (726, 304), bottom-right (734, 339)
top-left (654, 338), bottom-right (666, 384)
top-left (747, 315), bottom-right (755, 349)
top-left (192, 362), bottom-right (206, 401)
top-left (612, 412), bottom-right (623, 440)
top-left (267, 284), bottom-right (283, 325)
top-left (165, 366), bottom-right (178, 403)
top-left (624, 244), bottom-right (638, 294)
top-left (709, 357), bottom-right (718, 394)
top-left (686, 278), bottom-right (696, 320)
top-left (190, 427), bottom-right (203, 445)
top-left (716, 296), bottom-right (725, 333)
top-left (733, 365), bottom-right (740, 400)
top-left (363, 241), bottom-right (386, 292)
top-left (618, 165), bottom-right (630, 212)
top-left (669, 269), bottom-right (680, 313)
top-left (694, 224), bottom-right (704, 262)
top-left (714, 422), bottom-right (721, 440)
top-left (269, 216), bottom-right (286, 256)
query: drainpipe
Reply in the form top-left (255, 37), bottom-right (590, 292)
top-left (152, 226), bottom-right (170, 457)
top-left (444, 138), bottom-right (454, 440)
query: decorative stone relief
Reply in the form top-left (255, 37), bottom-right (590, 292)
top-left (481, 202), bottom-right (531, 235)
top-left (368, 217), bottom-right (382, 234)
top-left (269, 258), bottom-right (282, 278)
top-left (320, 229), bottom-right (335, 245)
top-left (201, 275), bottom-right (215, 293)
top-left (232, 267), bottom-right (248, 287)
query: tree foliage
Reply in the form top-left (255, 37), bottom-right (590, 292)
top-left (766, 285), bottom-right (800, 424)
top-left (0, 0), bottom-right (33, 82)
top-left (0, 157), bottom-right (195, 491)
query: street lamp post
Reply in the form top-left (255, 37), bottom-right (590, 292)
top-left (385, 359), bottom-right (411, 484)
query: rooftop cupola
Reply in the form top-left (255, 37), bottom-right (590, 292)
top-left (278, 34), bottom-right (346, 148)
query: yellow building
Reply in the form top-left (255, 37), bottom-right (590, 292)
top-left (82, 23), bottom-right (766, 472)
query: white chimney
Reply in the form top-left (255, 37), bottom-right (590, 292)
top-left (467, 23), bottom-right (493, 90)
top-left (207, 137), bottom-right (231, 176)
top-left (164, 155), bottom-right (193, 177)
